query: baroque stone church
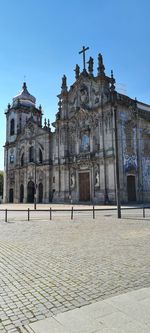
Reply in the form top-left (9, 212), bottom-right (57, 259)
top-left (3, 48), bottom-right (150, 204)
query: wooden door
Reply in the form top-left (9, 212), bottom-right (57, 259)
top-left (9, 189), bottom-right (14, 203)
top-left (38, 183), bottom-right (43, 203)
top-left (79, 172), bottom-right (90, 201)
top-left (127, 175), bottom-right (136, 202)
top-left (27, 181), bottom-right (35, 203)
top-left (20, 184), bottom-right (24, 203)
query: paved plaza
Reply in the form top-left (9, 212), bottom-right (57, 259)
top-left (22, 287), bottom-right (150, 333)
top-left (0, 204), bottom-right (150, 332)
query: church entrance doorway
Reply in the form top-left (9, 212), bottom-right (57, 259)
top-left (9, 188), bottom-right (14, 203)
top-left (20, 184), bottom-right (24, 203)
top-left (38, 183), bottom-right (43, 203)
top-left (79, 172), bottom-right (90, 201)
top-left (127, 175), bottom-right (136, 202)
top-left (27, 181), bottom-right (35, 203)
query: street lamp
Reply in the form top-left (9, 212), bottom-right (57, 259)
top-left (34, 183), bottom-right (37, 210)
top-left (114, 105), bottom-right (121, 218)
top-left (110, 71), bottom-right (121, 218)
top-left (34, 143), bottom-right (37, 210)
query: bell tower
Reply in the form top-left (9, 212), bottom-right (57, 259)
top-left (4, 82), bottom-right (42, 203)
top-left (5, 82), bottom-right (42, 144)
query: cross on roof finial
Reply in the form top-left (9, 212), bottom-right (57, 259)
top-left (23, 75), bottom-right (27, 90)
top-left (79, 46), bottom-right (89, 71)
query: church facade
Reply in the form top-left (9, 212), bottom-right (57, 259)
top-left (3, 50), bottom-right (150, 204)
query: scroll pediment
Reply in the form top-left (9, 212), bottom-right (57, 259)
top-left (73, 108), bottom-right (89, 122)
top-left (17, 121), bottom-right (46, 142)
top-left (68, 75), bottom-right (103, 117)
top-left (22, 123), bottom-right (36, 139)
top-left (69, 108), bottom-right (99, 130)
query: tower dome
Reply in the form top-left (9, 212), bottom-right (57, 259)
top-left (12, 82), bottom-right (36, 107)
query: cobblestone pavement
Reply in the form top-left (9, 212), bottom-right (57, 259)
top-left (0, 211), bottom-right (150, 332)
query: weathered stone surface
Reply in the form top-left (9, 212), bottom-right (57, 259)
top-left (4, 54), bottom-right (150, 205)
top-left (0, 209), bottom-right (150, 331)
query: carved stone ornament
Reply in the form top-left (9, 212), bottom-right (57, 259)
top-left (80, 132), bottom-right (90, 153)
top-left (28, 170), bottom-right (33, 180)
top-left (92, 88), bottom-right (100, 105)
top-left (142, 157), bottom-right (150, 190)
top-left (70, 173), bottom-right (75, 189)
top-left (87, 57), bottom-right (94, 76)
top-left (80, 85), bottom-right (89, 106)
top-left (124, 155), bottom-right (137, 173)
top-left (69, 108), bottom-right (99, 135)
top-left (19, 145), bottom-right (25, 156)
top-left (95, 171), bottom-right (100, 187)
top-left (69, 109), bottom-right (88, 130)
top-left (39, 170), bottom-right (43, 180)
top-left (125, 122), bottom-right (135, 155)
top-left (69, 92), bottom-right (77, 107)
top-left (28, 122), bottom-right (34, 131)
top-left (79, 163), bottom-right (89, 170)
top-left (10, 171), bottom-right (14, 179)
top-left (20, 172), bottom-right (24, 182)
top-left (74, 64), bottom-right (80, 80)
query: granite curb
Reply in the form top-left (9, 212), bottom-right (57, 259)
top-left (21, 287), bottom-right (150, 333)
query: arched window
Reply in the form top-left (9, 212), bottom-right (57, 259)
top-left (80, 132), bottom-right (90, 152)
top-left (10, 154), bottom-right (14, 163)
top-left (9, 188), bottom-right (14, 203)
top-left (27, 181), bottom-right (35, 203)
top-left (10, 119), bottom-right (15, 136)
top-left (38, 183), bottom-right (43, 203)
top-left (21, 153), bottom-right (24, 166)
top-left (39, 149), bottom-right (43, 163)
top-left (29, 146), bottom-right (34, 162)
top-left (20, 184), bottom-right (24, 203)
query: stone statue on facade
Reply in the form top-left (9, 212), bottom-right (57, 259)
top-left (97, 53), bottom-right (105, 76)
top-left (61, 75), bottom-right (68, 92)
top-left (70, 173), bottom-right (75, 188)
top-left (110, 70), bottom-right (115, 92)
top-left (74, 64), bottom-right (80, 80)
top-left (80, 85), bottom-right (89, 106)
top-left (95, 171), bottom-right (100, 187)
top-left (87, 57), bottom-right (94, 76)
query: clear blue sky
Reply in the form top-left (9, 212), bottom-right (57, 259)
top-left (0, 0), bottom-right (150, 170)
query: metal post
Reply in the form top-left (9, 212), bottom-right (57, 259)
top-left (34, 183), bottom-right (37, 210)
top-left (50, 207), bottom-right (52, 220)
top-left (28, 208), bottom-right (30, 221)
top-left (34, 196), bottom-right (37, 210)
top-left (93, 205), bottom-right (95, 219)
top-left (34, 140), bottom-right (37, 210)
top-left (5, 209), bottom-right (7, 223)
top-left (71, 206), bottom-right (73, 220)
top-left (114, 106), bottom-right (121, 219)
top-left (143, 206), bottom-right (145, 218)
